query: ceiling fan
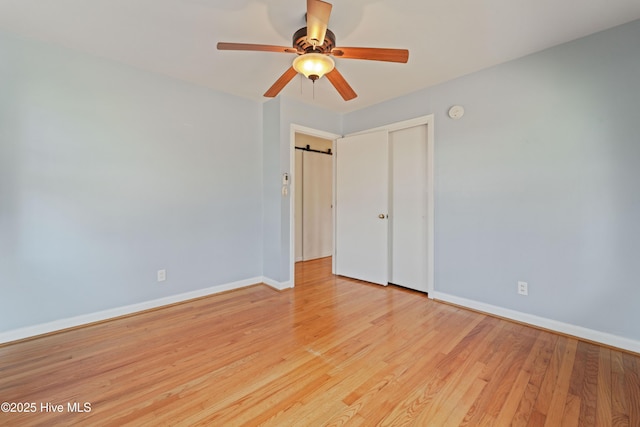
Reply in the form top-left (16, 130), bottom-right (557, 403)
top-left (217, 0), bottom-right (409, 101)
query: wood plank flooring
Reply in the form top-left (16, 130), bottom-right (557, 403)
top-left (1, 257), bottom-right (639, 426)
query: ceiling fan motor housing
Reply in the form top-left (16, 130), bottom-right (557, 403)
top-left (293, 27), bottom-right (336, 53)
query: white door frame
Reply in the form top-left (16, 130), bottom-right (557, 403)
top-left (289, 124), bottom-right (341, 288)
top-left (340, 115), bottom-right (435, 294)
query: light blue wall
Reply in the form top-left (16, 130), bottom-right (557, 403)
top-left (0, 33), bottom-right (263, 332)
top-left (344, 20), bottom-right (640, 341)
top-left (262, 98), bottom-right (282, 281)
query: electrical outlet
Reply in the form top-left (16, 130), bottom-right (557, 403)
top-left (157, 269), bottom-right (166, 282)
top-left (517, 281), bottom-right (528, 296)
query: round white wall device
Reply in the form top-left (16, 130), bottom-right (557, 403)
top-left (448, 105), bottom-right (465, 119)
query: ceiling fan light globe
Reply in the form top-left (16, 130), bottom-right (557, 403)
top-left (293, 53), bottom-right (335, 80)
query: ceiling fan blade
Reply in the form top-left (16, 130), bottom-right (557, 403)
top-left (264, 67), bottom-right (299, 98)
top-left (306, 0), bottom-right (332, 47)
top-left (331, 47), bottom-right (409, 63)
top-left (217, 42), bottom-right (298, 54)
top-left (325, 68), bottom-right (357, 101)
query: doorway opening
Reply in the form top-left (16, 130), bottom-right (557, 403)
top-left (294, 133), bottom-right (334, 263)
top-left (289, 125), bottom-right (341, 288)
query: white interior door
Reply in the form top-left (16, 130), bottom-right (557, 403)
top-left (389, 125), bottom-right (428, 292)
top-left (302, 151), bottom-right (333, 260)
top-left (335, 130), bottom-right (389, 285)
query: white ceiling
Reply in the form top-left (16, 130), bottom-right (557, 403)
top-left (1, 0), bottom-right (640, 113)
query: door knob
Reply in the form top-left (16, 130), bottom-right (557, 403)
top-left (378, 214), bottom-right (386, 219)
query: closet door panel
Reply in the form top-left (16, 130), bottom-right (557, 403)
top-left (390, 125), bottom-right (428, 291)
top-left (335, 131), bottom-right (389, 285)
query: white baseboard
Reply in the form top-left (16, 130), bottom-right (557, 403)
top-left (262, 277), bottom-right (293, 291)
top-left (430, 291), bottom-right (640, 354)
top-left (0, 277), bottom-right (263, 345)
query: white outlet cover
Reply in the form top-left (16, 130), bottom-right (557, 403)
top-left (517, 281), bottom-right (528, 295)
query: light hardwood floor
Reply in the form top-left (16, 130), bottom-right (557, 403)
top-left (1, 257), bottom-right (639, 426)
